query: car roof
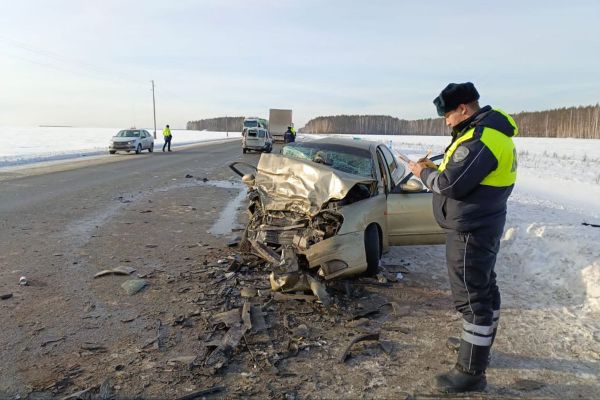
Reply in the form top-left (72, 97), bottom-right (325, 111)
top-left (307, 136), bottom-right (380, 151)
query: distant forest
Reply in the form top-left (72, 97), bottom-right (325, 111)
top-left (186, 104), bottom-right (600, 139)
top-left (299, 104), bottom-right (600, 139)
top-left (187, 116), bottom-right (244, 132)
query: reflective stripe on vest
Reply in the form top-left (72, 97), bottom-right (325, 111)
top-left (439, 117), bottom-right (517, 187)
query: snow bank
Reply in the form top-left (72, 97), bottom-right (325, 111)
top-left (500, 219), bottom-right (600, 313)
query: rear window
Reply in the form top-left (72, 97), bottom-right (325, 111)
top-left (247, 129), bottom-right (258, 137)
top-left (258, 130), bottom-right (265, 138)
top-left (244, 120), bottom-right (258, 128)
top-left (282, 142), bottom-right (374, 178)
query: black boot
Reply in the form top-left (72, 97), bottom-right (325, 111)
top-left (436, 364), bottom-right (487, 393)
top-left (437, 339), bottom-right (490, 393)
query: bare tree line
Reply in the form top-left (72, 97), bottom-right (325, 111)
top-left (186, 104), bottom-right (600, 138)
top-left (299, 104), bottom-right (600, 138)
top-left (187, 117), bottom-right (244, 132)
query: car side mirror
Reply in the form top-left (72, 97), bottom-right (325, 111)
top-left (399, 178), bottom-right (424, 193)
top-left (242, 174), bottom-right (255, 186)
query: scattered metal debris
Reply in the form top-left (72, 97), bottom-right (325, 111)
top-left (94, 266), bottom-right (136, 278)
top-left (582, 222), bottom-right (600, 228)
top-left (0, 293), bottom-right (13, 300)
top-left (174, 385), bottom-right (225, 400)
top-left (227, 237), bottom-right (241, 247)
top-left (41, 336), bottom-right (66, 347)
top-left (80, 343), bottom-right (107, 353)
top-left (121, 279), bottom-right (148, 295)
top-left (272, 292), bottom-right (317, 302)
top-left (240, 287), bottom-right (258, 298)
top-left (339, 332), bottom-right (381, 363)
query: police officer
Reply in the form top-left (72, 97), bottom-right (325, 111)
top-left (409, 82), bottom-right (518, 393)
top-left (162, 124), bottom-right (172, 152)
top-left (284, 126), bottom-right (294, 143)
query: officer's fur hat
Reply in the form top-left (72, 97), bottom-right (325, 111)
top-left (433, 82), bottom-right (480, 116)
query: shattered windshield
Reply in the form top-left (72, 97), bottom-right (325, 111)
top-left (282, 142), bottom-right (374, 178)
top-left (116, 130), bottom-right (141, 137)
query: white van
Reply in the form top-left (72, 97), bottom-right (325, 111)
top-left (242, 127), bottom-right (273, 153)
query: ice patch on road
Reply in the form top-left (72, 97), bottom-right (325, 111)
top-left (204, 180), bottom-right (247, 236)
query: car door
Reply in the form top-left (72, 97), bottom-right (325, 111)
top-left (143, 130), bottom-right (152, 148)
top-left (246, 129), bottom-right (259, 147)
top-left (379, 145), bottom-right (444, 246)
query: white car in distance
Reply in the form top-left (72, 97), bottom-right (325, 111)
top-left (109, 129), bottom-right (154, 154)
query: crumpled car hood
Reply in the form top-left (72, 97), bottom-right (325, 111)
top-left (255, 153), bottom-right (376, 215)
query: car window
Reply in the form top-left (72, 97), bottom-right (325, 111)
top-left (282, 142), bottom-right (374, 178)
top-left (380, 145), bottom-right (404, 186)
top-left (248, 129), bottom-right (258, 137)
top-left (258, 130), bottom-right (265, 138)
top-left (116, 130), bottom-right (141, 137)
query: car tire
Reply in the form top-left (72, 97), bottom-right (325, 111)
top-left (243, 148), bottom-right (247, 154)
top-left (148, 144), bottom-right (154, 153)
top-left (135, 144), bottom-right (142, 154)
top-left (364, 224), bottom-right (381, 276)
top-left (266, 145), bottom-right (272, 153)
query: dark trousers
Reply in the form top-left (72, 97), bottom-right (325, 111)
top-left (163, 136), bottom-right (171, 151)
top-left (446, 230), bottom-right (501, 373)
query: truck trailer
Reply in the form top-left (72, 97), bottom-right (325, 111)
top-left (268, 109), bottom-right (293, 142)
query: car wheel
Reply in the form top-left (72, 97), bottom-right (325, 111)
top-left (243, 148), bottom-right (247, 154)
top-left (364, 224), bottom-right (381, 276)
top-left (135, 144), bottom-right (142, 154)
top-left (266, 145), bottom-right (272, 153)
top-left (148, 144), bottom-right (154, 153)
top-left (109, 150), bottom-right (116, 154)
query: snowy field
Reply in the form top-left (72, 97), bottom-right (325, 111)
top-left (2, 127), bottom-right (599, 316)
top-left (0, 126), bottom-right (237, 168)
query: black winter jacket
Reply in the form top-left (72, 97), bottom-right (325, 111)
top-left (420, 106), bottom-right (517, 236)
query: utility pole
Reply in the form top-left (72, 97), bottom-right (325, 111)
top-left (226, 115), bottom-right (228, 137)
top-left (151, 80), bottom-right (157, 139)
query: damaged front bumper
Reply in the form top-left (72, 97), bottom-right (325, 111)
top-left (304, 231), bottom-right (367, 280)
top-left (229, 155), bottom-right (376, 301)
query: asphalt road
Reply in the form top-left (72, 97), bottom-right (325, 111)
top-left (0, 139), bottom-right (247, 214)
top-left (0, 138), bottom-right (265, 395)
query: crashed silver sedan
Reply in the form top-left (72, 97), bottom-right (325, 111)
top-left (230, 137), bottom-right (444, 296)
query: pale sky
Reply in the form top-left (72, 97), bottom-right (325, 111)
top-left (1, 0), bottom-right (599, 129)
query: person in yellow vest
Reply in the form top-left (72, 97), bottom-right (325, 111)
top-left (162, 124), bottom-right (172, 152)
top-left (409, 82), bottom-right (517, 393)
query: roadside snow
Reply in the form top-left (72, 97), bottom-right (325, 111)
top-left (0, 126), bottom-right (236, 167)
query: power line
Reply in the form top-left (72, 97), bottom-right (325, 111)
top-left (0, 34), bottom-right (146, 88)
